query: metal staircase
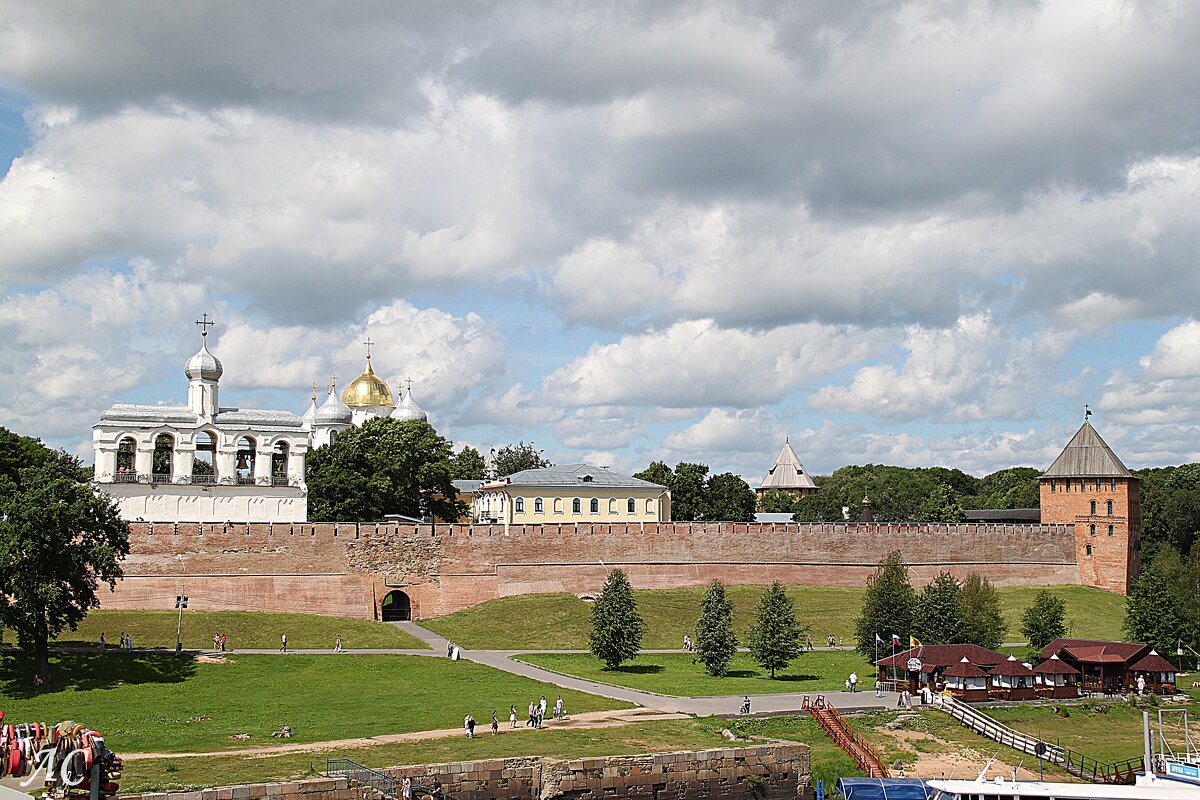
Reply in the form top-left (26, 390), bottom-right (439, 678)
top-left (326, 759), bottom-right (446, 800)
top-left (808, 701), bottom-right (890, 778)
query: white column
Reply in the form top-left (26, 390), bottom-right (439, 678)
top-left (134, 442), bottom-right (154, 478)
top-left (288, 449), bottom-right (306, 485)
top-left (216, 441), bottom-right (237, 485)
top-left (94, 446), bottom-right (117, 482)
top-left (175, 448), bottom-right (195, 482)
top-left (255, 443), bottom-right (273, 484)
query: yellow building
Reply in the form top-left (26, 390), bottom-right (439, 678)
top-left (472, 464), bottom-right (671, 526)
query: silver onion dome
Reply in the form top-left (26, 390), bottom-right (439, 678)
top-left (314, 388), bottom-right (353, 425)
top-left (184, 341), bottom-right (224, 381)
top-left (390, 387), bottom-right (428, 422)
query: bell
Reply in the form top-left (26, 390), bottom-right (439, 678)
top-left (236, 453), bottom-right (249, 470)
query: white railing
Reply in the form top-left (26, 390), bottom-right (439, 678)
top-left (930, 694), bottom-right (1065, 762)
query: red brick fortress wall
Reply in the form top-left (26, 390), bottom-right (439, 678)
top-left (106, 520), bottom-right (1081, 619)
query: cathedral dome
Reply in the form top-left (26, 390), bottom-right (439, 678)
top-left (390, 385), bottom-right (428, 422)
top-left (184, 341), bottom-right (223, 382)
top-left (342, 357), bottom-right (393, 408)
top-left (315, 387), bottom-right (353, 425)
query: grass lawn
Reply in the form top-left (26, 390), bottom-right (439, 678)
top-left (2, 610), bottom-right (428, 651)
top-left (515, 651), bottom-right (874, 696)
top-left (424, 585), bottom-right (1125, 650)
top-left (121, 718), bottom-right (733, 794)
top-left (0, 652), bottom-right (623, 755)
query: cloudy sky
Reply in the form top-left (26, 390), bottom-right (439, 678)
top-left (2, 0), bottom-right (1199, 480)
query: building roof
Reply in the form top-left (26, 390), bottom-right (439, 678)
top-left (759, 438), bottom-right (818, 490)
top-left (1042, 421), bottom-right (1133, 479)
top-left (215, 408), bottom-right (304, 427)
top-left (452, 479), bottom-right (483, 494)
top-left (1040, 638), bottom-right (1150, 664)
top-left (487, 464), bottom-right (666, 490)
top-left (991, 656), bottom-right (1035, 676)
top-left (943, 657), bottom-right (988, 678)
top-left (875, 644), bottom-right (1007, 671)
top-left (1032, 654), bottom-right (1080, 675)
top-left (755, 512), bottom-right (796, 523)
top-left (99, 403), bottom-right (198, 424)
top-left (1130, 651), bottom-right (1177, 673)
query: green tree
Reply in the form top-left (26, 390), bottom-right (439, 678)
top-left (1125, 552), bottom-right (1189, 652)
top-left (758, 489), bottom-right (807, 515)
top-left (703, 472), bottom-right (757, 521)
top-left (490, 441), bottom-right (552, 478)
top-left (1020, 589), bottom-right (1068, 654)
top-left (0, 432), bottom-right (131, 685)
top-left (589, 569), bottom-right (644, 669)
top-left (959, 574), bottom-right (1006, 649)
top-left (450, 445), bottom-right (486, 480)
top-left (855, 550), bottom-right (916, 658)
top-left (976, 467), bottom-right (1042, 509)
top-left (634, 461), bottom-right (674, 489)
top-left (913, 572), bottom-right (965, 644)
top-left (306, 417), bottom-right (462, 522)
top-left (1136, 465), bottom-right (1200, 561)
top-left (670, 462), bottom-right (710, 521)
top-left (694, 580), bottom-right (738, 676)
top-left (747, 582), bottom-right (803, 678)
top-left (916, 483), bottom-right (966, 523)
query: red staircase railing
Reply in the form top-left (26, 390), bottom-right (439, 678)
top-left (806, 697), bottom-right (889, 778)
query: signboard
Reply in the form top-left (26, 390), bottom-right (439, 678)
top-left (906, 657), bottom-right (923, 672)
top-left (1166, 761), bottom-right (1200, 780)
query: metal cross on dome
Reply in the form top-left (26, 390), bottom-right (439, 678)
top-left (194, 312), bottom-right (215, 338)
top-left (363, 337), bottom-right (374, 359)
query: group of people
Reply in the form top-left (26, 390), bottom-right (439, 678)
top-left (463, 697), bottom-right (569, 739)
top-left (682, 634), bottom-right (694, 651)
top-left (100, 632), bottom-right (134, 649)
top-left (213, 632), bottom-right (228, 651)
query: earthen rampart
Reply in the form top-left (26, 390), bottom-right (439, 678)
top-left (104, 521), bottom-right (1080, 619)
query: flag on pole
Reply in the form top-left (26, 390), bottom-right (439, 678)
top-left (909, 635), bottom-right (922, 647)
top-left (891, 633), bottom-right (901, 645)
top-left (875, 633), bottom-right (883, 645)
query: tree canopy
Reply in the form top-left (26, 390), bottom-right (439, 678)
top-left (589, 569), bottom-right (644, 669)
top-left (1125, 547), bottom-right (1198, 652)
top-left (694, 580), bottom-right (738, 677)
top-left (855, 550), bottom-right (916, 657)
top-left (633, 461), bottom-right (756, 522)
top-left (913, 572), bottom-right (966, 645)
top-left (747, 582), bottom-right (803, 678)
top-left (959, 574), bottom-right (1006, 650)
top-left (1020, 589), bottom-right (1068, 654)
top-left (0, 428), bottom-right (130, 685)
top-left (306, 417), bottom-right (462, 522)
top-left (450, 445), bottom-right (486, 481)
top-left (490, 441), bottom-right (552, 478)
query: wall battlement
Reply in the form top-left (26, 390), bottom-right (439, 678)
top-left (106, 520), bottom-right (1083, 619)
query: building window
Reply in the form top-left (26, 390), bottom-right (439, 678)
top-left (590, 498), bottom-right (599, 513)
top-left (1108, 525), bottom-right (1114, 536)
top-left (515, 497), bottom-right (525, 513)
top-left (1111, 478), bottom-right (1117, 490)
top-left (1107, 500), bottom-right (1113, 516)
top-left (572, 498), bottom-right (581, 514)
top-left (628, 498), bottom-right (636, 513)
top-left (1090, 500), bottom-right (1097, 515)
top-left (1090, 524), bottom-right (1096, 536)
top-left (554, 497), bottom-right (563, 513)
top-left (1065, 480), bottom-right (1070, 492)
top-left (645, 499), bottom-right (654, 513)
top-left (1051, 479), bottom-right (1056, 492)
top-left (1096, 479), bottom-right (1102, 491)
top-left (608, 498), bottom-right (617, 514)
top-left (534, 497), bottom-right (544, 513)
top-left (1080, 479), bottom-right (1085, 491)
top-left (1086, 544), bottom-right (1093, 556)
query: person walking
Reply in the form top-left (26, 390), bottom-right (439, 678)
top-left (402, 777), bottom-right (411, 800)
top-left (214, 632), bottom-right (220, 651)
top-left (555, 696), bottom-right (563, 721)
top-left (464, 715), bottom-right (473, 738)
top-left (335, 636), bottom-right (343, 653)
top-left (491, 710), bottom-right (499, 735)
top-left (220, 633), bottom-right (227, 652)
top-left (510, 704), bottom-right (518, 729)
top-left (849, 671), bottom-right (858, 693)
top-left (467, 714), bottom-right (477, 738)
top-left (528, 701), bottom-right (536, 728)
top-left (539, 695), bottom-right (547, 720)
top-left (280, 633), bottom-right (287, 652)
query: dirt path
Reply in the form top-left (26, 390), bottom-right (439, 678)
top-left (121, 709), bottom-right (690, 761)
top-left (873, 727), bottom-right (1049, 782)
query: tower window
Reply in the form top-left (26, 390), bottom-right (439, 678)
top-left (1080, 479), bottom-right (1085, 491)
top-left (515, 497), bottom-right (525, 513)
top-left (1108, 525), bottom-right (1114, 536)
top-left (1096, 479), bottom-right (1102, 491)
top-left (1090, 524), bottom-right (1096, 536)
top-left (1051, 479), bottom-right (1057, 492)
top-left (1086, 544), bottom-right (1093, 556)
top-left (1111, 478), bottom-right (1117, 491)
top-left (1090, 500), bottom-right (1096, 515)
top-left (1107, 500), bottom-right (1113, 516)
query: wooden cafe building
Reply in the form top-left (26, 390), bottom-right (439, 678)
top-left (1039, 639), bottom-right (1179, 695)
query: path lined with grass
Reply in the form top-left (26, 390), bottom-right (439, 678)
top-left (515, 651), bottom-right (875, 696)
top-left (423, 585), bottom-right (1126, 650)
top-left (2, 610), bottom-right (429, 651)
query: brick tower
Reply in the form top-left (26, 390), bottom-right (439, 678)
top-left (1040, 420), bottom-right (1140, 594)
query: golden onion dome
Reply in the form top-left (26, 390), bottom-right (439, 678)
top-left (342, 357), bottom-right (394, 408)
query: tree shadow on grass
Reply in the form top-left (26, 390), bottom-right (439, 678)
top-left (603, 664), bottom-right (665, 675)
top-left (0, 650), bottom-right (197, 698)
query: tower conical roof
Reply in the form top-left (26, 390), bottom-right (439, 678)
top-left (1042, 421), bottom-right (1132, 479)
top-left (759, 438), bottom-right (818, 490)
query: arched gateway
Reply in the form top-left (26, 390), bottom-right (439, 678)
top-left (381, 590), bottom-right (412, 622)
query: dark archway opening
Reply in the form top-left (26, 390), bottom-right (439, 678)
top-left (381, 590), bottom-right (412, 622)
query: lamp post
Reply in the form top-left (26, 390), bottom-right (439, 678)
top-left (175, 554), bottom-right (187, 654)
top-left (1178, 641), bottom-right (1185, 677)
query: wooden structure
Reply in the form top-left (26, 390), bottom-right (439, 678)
top-left (1039, 638), bottom-right (1178, 695)
top-left (988, 655), bottom-right (1037, 700)
top-left (1032, 654), bottom-right (1080, 698)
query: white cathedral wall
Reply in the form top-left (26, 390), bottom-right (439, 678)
top-left (102, 484), bottom-right (308, 522)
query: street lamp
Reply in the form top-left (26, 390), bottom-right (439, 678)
top-left (175, 554), bottom-right (188, 654)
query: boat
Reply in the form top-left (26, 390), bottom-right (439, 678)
top-left (1150, 708), bottom-right (1199, 787)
